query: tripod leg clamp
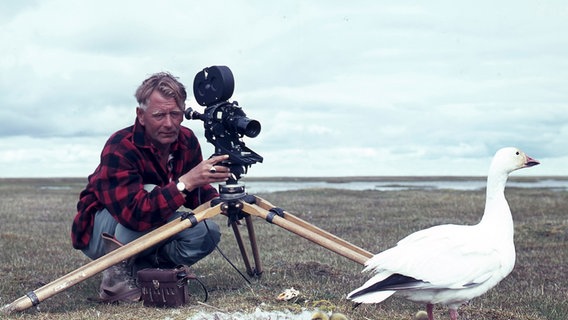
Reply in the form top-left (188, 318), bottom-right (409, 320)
top-left (26, 291), bottom-right (40, 306)
top-left (180, 211), bottom-right (198, 227)
top-left (265, 207), bottom-right (285, 223)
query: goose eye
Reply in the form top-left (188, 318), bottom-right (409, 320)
top-left (515, 151), bottom-right (520, 155)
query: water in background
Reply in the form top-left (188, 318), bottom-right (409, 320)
top-left (240, 178), bottom-right (567, 193)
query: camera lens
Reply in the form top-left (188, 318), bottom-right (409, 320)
top-left (236, 118), bottom-right (261, 137)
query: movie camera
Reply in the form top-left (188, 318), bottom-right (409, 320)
top-left (185, 66), bottom-right (263, 183)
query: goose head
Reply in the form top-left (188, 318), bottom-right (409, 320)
top-left (491, 147), bottom-right (540, 174)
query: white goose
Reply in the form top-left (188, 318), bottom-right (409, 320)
top-left (347, 147), bottom-right (540, 320)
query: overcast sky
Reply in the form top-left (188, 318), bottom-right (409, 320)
top-left (1, 0), bottom-right (566, 178)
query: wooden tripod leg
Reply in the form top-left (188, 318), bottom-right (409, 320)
top-left (253, 196), bottom-right (373, 260)
top-left (244, 215), bottom-right (262, 276)
top-left (1, 203), bottom-right (223, 314)
top-left (231, 221), bottom-right (254, 276)
top-left (241, 201), bottom-right (371, 265)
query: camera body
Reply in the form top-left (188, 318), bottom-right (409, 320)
top-left (185, 66), bottom-right (263, 181)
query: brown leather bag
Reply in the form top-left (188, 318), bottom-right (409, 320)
top-left (137, 266), bottom-right (196, 307)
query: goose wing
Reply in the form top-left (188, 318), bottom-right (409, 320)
top-left (363, 224), bottom-right (505, 290)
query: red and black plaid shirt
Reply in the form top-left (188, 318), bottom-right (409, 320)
top-left (71, 119), bottom-right (218, 249)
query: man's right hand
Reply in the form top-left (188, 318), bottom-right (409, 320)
top-left (177, 154), bottom-right (231, 192)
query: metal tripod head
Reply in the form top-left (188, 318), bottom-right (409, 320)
top-left (212, 181), bottom-right (256, 224)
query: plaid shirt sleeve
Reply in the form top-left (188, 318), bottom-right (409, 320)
top-left (71, 123), bottom-right (218, 249)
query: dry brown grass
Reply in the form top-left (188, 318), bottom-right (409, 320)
top-left (0, 178), bottom-right (566, 319)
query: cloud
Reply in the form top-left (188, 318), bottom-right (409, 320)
top-left (0, 0), bottom-right (567, 177)
top-left (0, 135), bottom-right (103, 177)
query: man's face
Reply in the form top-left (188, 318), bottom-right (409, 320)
top-left (136, 90), bottom-right (184, 150)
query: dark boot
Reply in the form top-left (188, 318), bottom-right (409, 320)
top-left (98, 233), bottom-right (141, 303)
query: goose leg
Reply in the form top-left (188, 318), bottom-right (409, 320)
top-left (449, 309), bottom-right (458, 320)
top-left (426, 304), bottom-right (434, 320)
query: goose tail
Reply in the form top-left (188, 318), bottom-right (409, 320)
top-left (347, 288), bottom-right (395, 304)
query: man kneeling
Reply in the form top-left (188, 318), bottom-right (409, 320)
top-left (71, 72), bottom-right (230, 302)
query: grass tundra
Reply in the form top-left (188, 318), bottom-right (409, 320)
top-left (0, 177), bottom-right (566, 319)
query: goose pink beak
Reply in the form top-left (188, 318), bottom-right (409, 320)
top-left (525, 155), bottom-right (540, 167)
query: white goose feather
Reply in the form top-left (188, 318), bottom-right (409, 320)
top-left (347, 147), bottom-right (540, 320)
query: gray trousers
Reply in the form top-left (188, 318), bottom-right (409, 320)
top-left (81, 208), bottom-right (221, 268)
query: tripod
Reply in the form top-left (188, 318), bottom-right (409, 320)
top-left (2, 181), bottom-right (373, 314)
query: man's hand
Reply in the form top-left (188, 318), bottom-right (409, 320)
top-left (178, 155), bottom-right (231, 192)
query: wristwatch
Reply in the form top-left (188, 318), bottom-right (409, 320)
top-left (176, 180), bottom-right (191, 197)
